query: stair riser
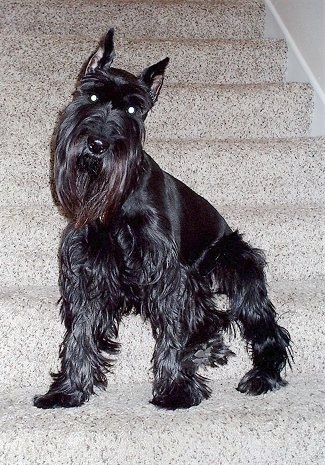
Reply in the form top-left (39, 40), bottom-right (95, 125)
top-left (0, 282), bottom-right (322, 388)
top-left (1, 83), bottom-right (313, 141)
top-left (0, 0), bottom-right (324, 461)
top-left (3, 37), bottom-right (287, 85)
top-left (1, 1), bottom-right (265, 40)
top-left (146, 84), bottom-right (313, 139)
top-left (0, 208), bottom-right (323, 286)
top-left (1, 140), bottom-right (324, 207)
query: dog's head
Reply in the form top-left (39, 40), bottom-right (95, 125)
top-left (54, 28), bottom-right (169, 227)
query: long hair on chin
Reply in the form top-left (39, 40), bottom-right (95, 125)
top-left (76, 141), bottom-right (143, 227)
top-left (54, 107), bottom-right (145, 227)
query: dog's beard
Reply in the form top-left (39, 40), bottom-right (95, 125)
top-left (55, 137), bottom-right (143, 227)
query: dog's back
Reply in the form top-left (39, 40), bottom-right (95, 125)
top-left (142, 153), bottom-right (232, 265)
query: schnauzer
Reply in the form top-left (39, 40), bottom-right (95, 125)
top-left (34, 29), bottom-right (292, 410)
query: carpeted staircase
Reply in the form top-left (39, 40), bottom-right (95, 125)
top-left (0, 0), bottom-right (324, 463)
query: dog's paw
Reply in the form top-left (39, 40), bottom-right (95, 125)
top-left (237, 368), bottom-right (288, 395)
top-left (182, 338), bottom-right (235, 371)
top-left (151, 379), bottom-right (210, 410)
top-left (151, 391), bottom-right (201, 410)
top-left (33, 391), bottom-right (85, 409)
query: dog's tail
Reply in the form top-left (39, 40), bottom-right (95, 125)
top-left (194, 230), bottom-right (266, 285)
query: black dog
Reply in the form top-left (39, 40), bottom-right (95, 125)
top-left (34, 29), bottom-right (292, 410)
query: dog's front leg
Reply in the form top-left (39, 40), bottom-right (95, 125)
top-left (149, 291), bottom-right (213, 410)
top-left (151, 337), bottom-right (206, 410)
top-left (34, 224), bottom-right (122, 409)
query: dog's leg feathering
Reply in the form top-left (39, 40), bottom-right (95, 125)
top-left (149, 269), bottom-right (233, 410)
top-left (34, 224), bottom-right (122, 409)
top-left (196, 231), bottom-right (292, 395)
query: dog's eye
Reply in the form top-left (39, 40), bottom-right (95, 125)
top-left (126, 106), bottom-right (137, 115)
top-left (88, 93), bottom-right (99, 103)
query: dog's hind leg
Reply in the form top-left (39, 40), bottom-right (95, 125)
top-left (34, 224), bottom-right (122, 409)
top-left (196, 231), bottom-right (292, 395)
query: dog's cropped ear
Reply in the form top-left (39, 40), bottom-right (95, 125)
top-left (139, 57), bottom-right (169, 102)
top-left (85, 28), bottom-right (115, 74)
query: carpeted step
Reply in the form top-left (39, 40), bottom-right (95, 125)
top-left (146, 83), bottom-right (313, 139)
top-left (0, 81), bottom-right (313, 142)
top-left (0, 0), bottom-right (324, 462)
top-left (0, 278), bottom-right (323, 389)
top-left (1, 138), bottom-right (324, 207)
top-left (0, 376), bottom-right (323, 465)
top-left (2, 35), bottom-right (287, 85)
top-left (0, 0), bottom-right (266, 40)
top-left (0, 205), bottom-right (324, 286)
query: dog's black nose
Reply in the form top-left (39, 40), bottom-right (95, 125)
top-left (87, 136), bottom-right (107, 155)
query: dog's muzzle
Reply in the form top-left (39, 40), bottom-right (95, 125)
top-left (76, 135), bottom-right (110, 176)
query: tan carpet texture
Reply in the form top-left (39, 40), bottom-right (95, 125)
top-left (0, 0), bottom-right (324, 463)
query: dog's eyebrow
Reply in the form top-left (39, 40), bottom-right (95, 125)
top-left (78, 83), bottom-right (146, 113)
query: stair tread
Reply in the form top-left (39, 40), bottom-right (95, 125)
top-left (2, 135), bottom-right (325, 162)
top-left (0, 375), bottom-right (323, 465)
top-left (0, 0), bottom-right (324, 462)
top-left (1, 276), bottom-right (323, 320)
top-left (1, 202), bottom-right (324, 233)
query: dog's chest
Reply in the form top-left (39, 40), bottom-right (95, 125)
top-left (114, 213), bottom-right (176, 289)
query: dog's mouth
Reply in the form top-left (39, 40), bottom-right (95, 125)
top-left (77, 153), bottom-right (103, 178)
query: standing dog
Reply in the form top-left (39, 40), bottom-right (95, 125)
top-left (34, 29), bottom-right (292, 410)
